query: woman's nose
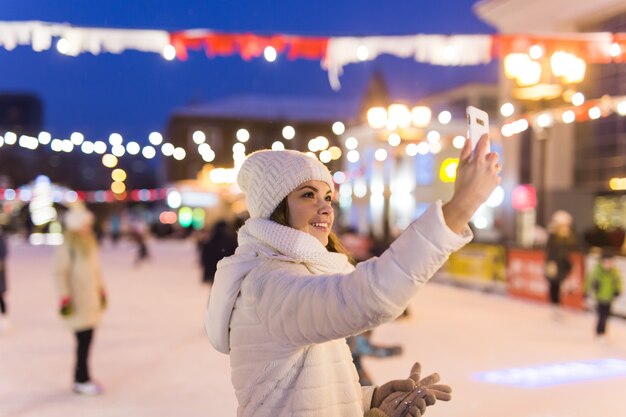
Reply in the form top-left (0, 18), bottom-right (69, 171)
top-left (318, 199), bottom-right (333, 214)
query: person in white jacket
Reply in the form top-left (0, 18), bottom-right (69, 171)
top-left (54, 205), bottom-right (107, 396)
top-left (206, 135), bottom-right (500, 417)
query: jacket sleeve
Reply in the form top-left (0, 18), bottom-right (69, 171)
top-left (251, 201), bottom-right (472, 347)
top-left (53, 244), bottom-right (72, 299)
top-left (362, 386), bottom-right (376, 411)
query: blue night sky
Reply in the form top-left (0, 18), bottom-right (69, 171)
top-left (0, 0), bottom-right (497, 142)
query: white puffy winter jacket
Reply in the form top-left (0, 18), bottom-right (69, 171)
top-left (206, 201), bottom-right (472, 417)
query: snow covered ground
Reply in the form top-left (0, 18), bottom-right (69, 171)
top-left (1, 237), bottom-right (625, 417)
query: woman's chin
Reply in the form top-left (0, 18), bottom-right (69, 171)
top-left (311, 231), bottom-right (328, 246)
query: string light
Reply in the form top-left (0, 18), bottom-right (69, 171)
top-left (236, 128), bottom-right (250, 143)
top-left (149, 132), bottom-right (163, 145)
top-left (102, 154), bottom-right (118, 168)
top-left (562, 110), bottom-right (576, 123)
top-left (282, 126), bottom-right (295, 140)
top-left (374, 148), bottom-right (388, 162)
top-left (38, 131), bottom-right (52, 145)
top-left (332, 121), bottom-right (345, 135)
top-left (500, 103), bottom-right (515, 117)
top-left (609, 42), bottom-right (622, 58)
top-left (162, 44), bottom-right (176, 61)
top-left (81, 141), bottom-right (94, 154)
top-left (438, 110), bottom-right (452, 124)
top-left (109, 133), bottom-right (123, 146)
top-left (347, 150), bottom-right (360, 163)
top-left (571, 92), bottom-right (585, 106)
top-left (56, 38), bottom-right (70, 55)
top-left (263, 46), bottom-right (277, 62)
top-left (452, 135), bottom-right (466, 149)
top-left (387, 133), bottom-right (401, 147)
top-left (356, 45), bottom-right (369, 61)
top-left (161, 143), bottom-right (175, 156)
top-left (588, 106), bottom-right (602, 119)
top-left (345, 137), bottom-right (358, 150)
top-left (126, 141), bottom-right (140, 155)
top-left (319, 150), bottom-right (332, 163)
top-left (529, 45), bottom-right (543, 60)
top-left (70, 132), bottom-right (84, 145)
top-left (173, 147), bottom-right (186, 160)
top-left (142, 145), bottom-right (156, 159)
top-left (192, 131), bottom-right (206, 144)
top-left (4, 132), bottom-right (17, 145)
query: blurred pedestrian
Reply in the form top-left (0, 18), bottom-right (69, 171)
top-left (0, 225), bottom-right (9, 332)
top-left (544, 210), bottom-right (577, 318)
top-left (585, 250), bottom-right (623, 339)
top-left (108, 213), bottom-right (122, 246)
top-left (206, 135), bottom-right (499, 416)
top-left (54, 205), bottom-right (107, 395)
top-left (129, 216), bottom-right (150, 266)
top-left (200, 220), bottom-right (237, 284)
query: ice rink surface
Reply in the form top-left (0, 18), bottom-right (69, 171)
top-left (1, 238), bottom-right (625, 417)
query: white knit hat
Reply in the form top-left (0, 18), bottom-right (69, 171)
top-left (64, 206), bottom-right (94, 231)
top-left (237, 149), bottom-right (334, 219)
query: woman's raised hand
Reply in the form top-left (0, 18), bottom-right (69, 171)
top-left (442, 134), bottom-right (501, 234)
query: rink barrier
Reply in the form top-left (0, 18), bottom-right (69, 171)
top-left (435, 244), bottom-right (626, 317)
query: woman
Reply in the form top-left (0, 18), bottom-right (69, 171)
top-left (206, 135), bottom-right (500, 417)
top-left (54, 205), bottom-right (107, 395)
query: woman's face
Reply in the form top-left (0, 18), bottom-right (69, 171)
top-left (286, 180), bottom-right (334, 246)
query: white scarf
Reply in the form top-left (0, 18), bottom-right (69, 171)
top-left (206, 218), bottom-right (353, 353)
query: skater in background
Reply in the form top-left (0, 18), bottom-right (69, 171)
top-left (129, 216), bottom-right (150, 266)
top-left (544, 210), bottom-right (577, 317)
top-left (0, 224), bottom-right (9, 332)
top-left (199, 220), bottom-right (237, 284)
top-left (585, 250), bottom-right (623, 338)
top-left (54, 205), bottom-right (107, 395)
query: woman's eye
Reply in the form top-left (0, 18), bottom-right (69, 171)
top-left (303, 192), bottom-right (314, 198)
top-left (325, 196), bottom-right (332, 202)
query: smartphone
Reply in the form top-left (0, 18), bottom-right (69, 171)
top-left (466, 106), bottom-right (490, 152)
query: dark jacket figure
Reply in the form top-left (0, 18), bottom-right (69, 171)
top-left (0, 228), bottom-right (8, 317)
top-left (201, 221), bottom-right (237, 284)
top-left (544, 211), bottom-right (577, 306)
top-left (129, 218), bottom-right (150, 266)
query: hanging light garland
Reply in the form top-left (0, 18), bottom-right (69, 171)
top-left (1, 21), bottom-right (625, 89)
top-left (500, 94), bottom-right (626, 137)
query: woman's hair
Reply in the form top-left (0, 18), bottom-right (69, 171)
top-left (270, 198), bottom-right (355, 265)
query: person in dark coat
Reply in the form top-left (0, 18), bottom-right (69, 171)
top-left (544, 210), bottom-right (577, 317)
top-left (200, 220), bottom-right (237, 284)
top-left (0, 225), bottom-right (8, 331)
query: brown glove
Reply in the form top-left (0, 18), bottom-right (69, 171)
top-left (375, 387), bottom-right (433, 417)
top-left (408, 362), bottom-right (452, 402)
top-left (371, 378), bottom-right (416, 409)
top-left (370, 362), bottom-right (452, 417)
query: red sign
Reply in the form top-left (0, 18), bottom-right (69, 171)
top-left (512, 184), bottom-right (537, 211)
top-left (507, 248), bottom-right (584, 309)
